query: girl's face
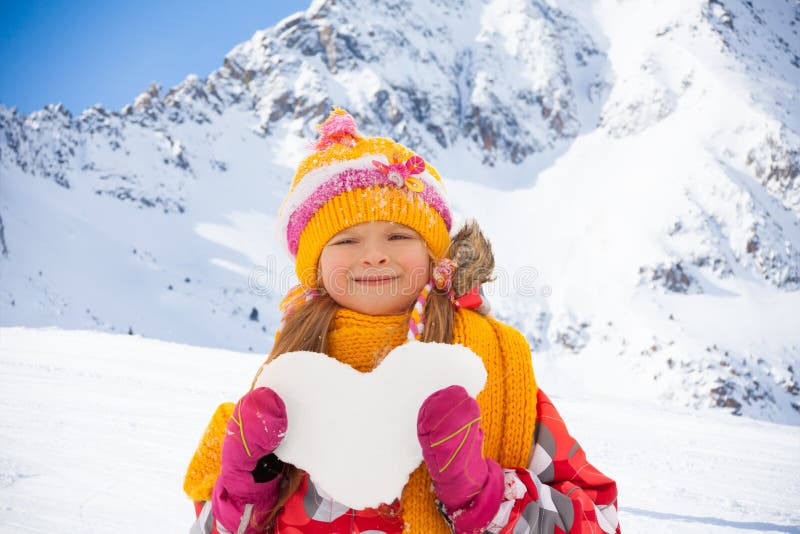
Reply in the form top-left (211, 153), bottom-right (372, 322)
top-left (319, 221), bottom-right (431, 316)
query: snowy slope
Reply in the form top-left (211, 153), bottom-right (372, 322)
top-left (1, 0), bottom-right (798, 422)
top-left (1, 327), bottom-right (798, 533)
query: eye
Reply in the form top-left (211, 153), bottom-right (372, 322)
top-left (389, 233), bottom-right (413, 241)
top-left (332, 238), bottom-right (356, 245)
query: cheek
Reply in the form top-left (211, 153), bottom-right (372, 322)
top-left (403, 248), bottom-right (432, 284)
top-left (319, 250), bottom-right (349, 287)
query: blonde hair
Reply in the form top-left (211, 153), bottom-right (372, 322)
top-left (252, 219), bottom-right (494, 528)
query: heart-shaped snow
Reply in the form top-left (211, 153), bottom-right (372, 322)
top-left (254, 341), bottom-right (487, 510)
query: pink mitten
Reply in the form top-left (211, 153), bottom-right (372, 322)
top-left (417, 385), bottom-right (504, 534)
top-left (212, 387), bottom-right (287, 533)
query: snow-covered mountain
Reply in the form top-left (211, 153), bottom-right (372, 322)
top-left (1, 0), bottom-right (798, 422)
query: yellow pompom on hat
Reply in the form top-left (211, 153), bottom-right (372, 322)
top-left (277, 108), bottom-right (453, 288)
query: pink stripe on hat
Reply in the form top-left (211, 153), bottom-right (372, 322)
top-left (286, 167), bottom-right (452, 256)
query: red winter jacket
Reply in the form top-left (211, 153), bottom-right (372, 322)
top-left (190, 390), bottom-right (620, 534)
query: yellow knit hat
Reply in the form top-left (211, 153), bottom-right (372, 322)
top-left (277, 108), bottom-right (453, 288)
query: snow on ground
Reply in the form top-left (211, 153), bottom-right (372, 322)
top-left (1, 327), bottom-right (798, 533)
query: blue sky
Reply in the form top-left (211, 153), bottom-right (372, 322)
top-left (0, 0), bottom-right (310, 115)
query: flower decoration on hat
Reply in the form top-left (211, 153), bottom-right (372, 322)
top-left (372, 154), bottom-right (426, 193)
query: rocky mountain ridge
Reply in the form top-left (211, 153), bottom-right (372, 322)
top-left (1, 0), bottom-right (798, 421)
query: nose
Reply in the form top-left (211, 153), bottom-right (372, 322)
top-left (360, 245), bottom-right (389, 266)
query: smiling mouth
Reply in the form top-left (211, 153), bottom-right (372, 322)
top-left (353, 276), bottom-right (398, 285)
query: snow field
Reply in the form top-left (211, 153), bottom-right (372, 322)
top-left (1, 327), bottom-right (798, 533)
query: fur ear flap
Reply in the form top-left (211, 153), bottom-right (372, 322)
top-left (448, 220), bottom-right (495, 298)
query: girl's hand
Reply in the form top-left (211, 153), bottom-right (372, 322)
top-left (222, 387), bottom-right (287, 474)
top-left (417, 385), bottom-right (504, 533)
top-left (212, 388), bottom-right (286, 520)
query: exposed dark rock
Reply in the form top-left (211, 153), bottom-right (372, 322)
top-left (640, 261), bottom-right (699, 293)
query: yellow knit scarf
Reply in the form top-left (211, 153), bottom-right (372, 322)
top-left (183, 308), bottom-right (537, 534)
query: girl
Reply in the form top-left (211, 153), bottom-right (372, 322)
top-left (184, 108), bottom-right (619, 534)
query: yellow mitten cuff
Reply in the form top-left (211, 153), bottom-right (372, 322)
top-left (183, 402), bottom-right (234, 501)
